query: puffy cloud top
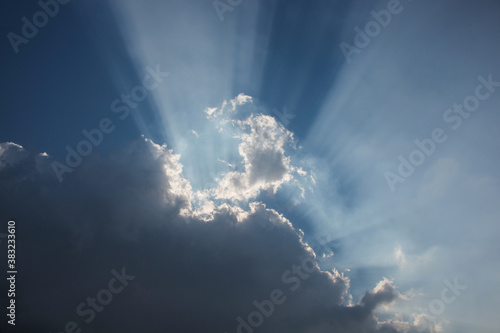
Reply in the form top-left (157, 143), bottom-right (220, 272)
top-left (0, 107), bottom-right (422, 333)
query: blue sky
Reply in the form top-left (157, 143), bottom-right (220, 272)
top-left (1, 0), bottom-right (500, 332)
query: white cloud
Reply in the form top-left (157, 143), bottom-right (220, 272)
top-left (230, 93), bottom-right (253, 111)
top-left (204, 93), bottom-right (253, 120)
top-left (215, 114), bottom-right (295, 201)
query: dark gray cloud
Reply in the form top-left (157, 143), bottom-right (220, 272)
top-left (0, 140), bottom-right (421, 333)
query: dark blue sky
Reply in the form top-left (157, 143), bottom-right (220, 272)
top-left (0, 0), bottom-right (358, 158)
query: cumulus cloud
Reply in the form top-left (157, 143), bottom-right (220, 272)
top-left (362, 278), bottom-right (399, 312)
top-left (204, 93), bottom-right (253, 120)
top-left (200, 94), bottom-right (305, 205)
top-left (0, 122), bottom-right (423, 333)
top-left (0, 142), bottom-right (51, 177)
top-left (215, 114), bottom-right (295, 201)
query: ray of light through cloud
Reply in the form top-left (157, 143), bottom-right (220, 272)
top-left (1, 0), bottom-right (499, 332)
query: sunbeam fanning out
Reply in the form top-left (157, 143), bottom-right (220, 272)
top-left (1, 0), bottom-right (500, 332)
